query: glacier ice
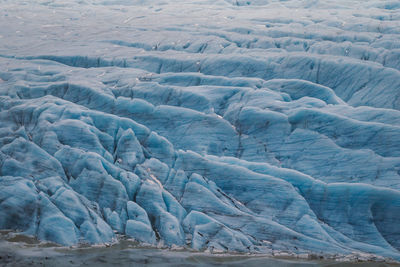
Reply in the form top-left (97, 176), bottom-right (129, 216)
top-left (0, 0), bottom-right (400, 261)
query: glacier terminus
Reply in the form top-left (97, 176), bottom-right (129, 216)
top-left (0, 0), bottom-right (400, 262)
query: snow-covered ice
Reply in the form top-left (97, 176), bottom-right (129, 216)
top-left (0, 0), bottom-right (400, 261)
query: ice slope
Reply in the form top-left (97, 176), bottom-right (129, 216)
top-left (1, 0), bottom-right (400, 261)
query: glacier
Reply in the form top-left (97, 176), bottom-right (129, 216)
top-left (0, 0), bottom-right (400, 261)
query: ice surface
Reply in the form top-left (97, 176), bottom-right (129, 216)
top-left (0, 0), bottom-right (400, 261)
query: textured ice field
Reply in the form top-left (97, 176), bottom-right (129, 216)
top-left (1, 0), bottom-right (400, 261)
